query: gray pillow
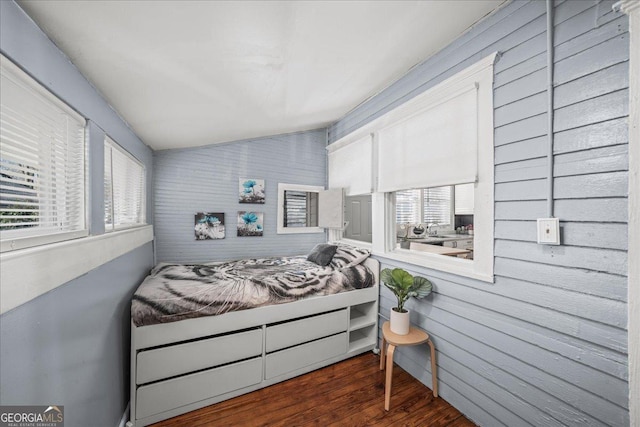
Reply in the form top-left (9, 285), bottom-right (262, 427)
top-left (307, 244), bottom-right (338, 266)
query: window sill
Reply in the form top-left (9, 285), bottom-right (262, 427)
top-left (373, 248), bottom-right (494, 284)
top-left (0, 225), bottom-right (153, 314)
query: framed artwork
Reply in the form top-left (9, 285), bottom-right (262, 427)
top-left (237, 211), bottom-right (264, 237)
top-left (239, 178), bottom-right (265, 204)
top-left (194, 212), bottom-right (225, 240)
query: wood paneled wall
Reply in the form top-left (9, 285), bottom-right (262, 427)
top-left (153, 129), bottom-right (328, 263)
top-left (330, 1), bottom-right (630, 425)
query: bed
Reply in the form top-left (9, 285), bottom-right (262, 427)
top-left (128, 244), bottom-right (380, 427)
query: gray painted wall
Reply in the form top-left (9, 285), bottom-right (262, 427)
top-left (0, 243), bottom-right (153, 427)
top-left (154, 130), bottom-right (327, 263)
top-left (330, 0), bottom-right (630, 425)
top-left (0, 2), bottom-right (155, 426)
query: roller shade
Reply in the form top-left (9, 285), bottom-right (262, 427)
top-left (328, 134), bottom-right (372, 196)
top-left (0, 55), bottom-right (86, 251)
top-left (377, 85), bottom-right (478, 193)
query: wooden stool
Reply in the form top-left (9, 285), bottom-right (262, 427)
top-left (379, 321), bottom-right (438, 411)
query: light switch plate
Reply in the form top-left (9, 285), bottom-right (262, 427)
top-left (537, 218), bottom-right (560, 245)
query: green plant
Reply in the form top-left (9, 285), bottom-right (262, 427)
top-left (381, 268), bottom-right (433, 313)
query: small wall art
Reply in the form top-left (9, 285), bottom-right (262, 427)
top-left (239, 178), bottom-right (265, 204)
top-left (237, 211), bottom-right (264, 237)
top-left (194, 212), bottom-right (225, 240)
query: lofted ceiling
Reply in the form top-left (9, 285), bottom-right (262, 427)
top-left (18, 0), bottom-right (504, 151)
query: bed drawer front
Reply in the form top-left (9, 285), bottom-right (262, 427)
top-left (265, 332), bottom-right (347, 379)
top-left (136, 328), bottom-right (262, 385)
top-left (136, 357), bottom-right (262, 420)
top-left (266, 309), bottom-right (347, 353)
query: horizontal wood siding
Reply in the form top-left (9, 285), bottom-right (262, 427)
top-left (154, 130), bottom-right (327, 262)
top-left (330, 1), bottom-right (629, 425)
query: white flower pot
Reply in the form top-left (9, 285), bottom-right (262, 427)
top-left (390, 308), bottom-right (410, 335)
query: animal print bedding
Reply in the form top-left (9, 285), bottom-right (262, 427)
top-left (131, 256), bottom-right (374, 327)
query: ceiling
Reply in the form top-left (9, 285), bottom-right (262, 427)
top-left (18, 0), bottom-right (504, 151)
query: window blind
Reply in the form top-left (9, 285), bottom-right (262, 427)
top-left (0, 56), bottom-right (86, 252)
top-left (395, 189), bottom-right (421, 224)
top-left (328, 134), bottom-right (372, 196)
top-left (377, 85), bottom-right (478, 193)
top-left (396, 187), bottom-right (452, 226)
top-left (454, 183), bottom-right (474, 215)
top-left (423, 187), bottom-right (452, 225)
top-left (283, 190), bottom-right (308, 227)
top-left (104, 137), bottom-right (145, 231)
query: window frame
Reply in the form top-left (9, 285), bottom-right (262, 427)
top-left (276, 183), bottom-right (324, 234)
top-left (0, 55), bottom-right (88, 253)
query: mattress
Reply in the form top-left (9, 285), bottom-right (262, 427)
top-left (131, 255), bottom-right (374, 327)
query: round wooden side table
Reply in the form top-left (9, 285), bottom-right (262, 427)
top-left (379, 321), bottom-right (438, 411)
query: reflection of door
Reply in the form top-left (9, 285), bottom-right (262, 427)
top-left (344, 195), bottom-right (372, 243)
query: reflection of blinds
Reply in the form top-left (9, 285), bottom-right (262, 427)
top-left (396, 190), bottom-right (420, 224)
top-left (423, 187), bottom-right (451, 225)
top-left (284, 190), bottom-right (307, 227)
top-left (454, 183), bottom-right (474, 215)
top-left (0, 55), bottom-right (86, 251)
top-left (396, 187), bottom-right (451, 225)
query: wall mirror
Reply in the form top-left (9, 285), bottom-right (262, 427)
top-left (277, 183), bottom-right (324, 234)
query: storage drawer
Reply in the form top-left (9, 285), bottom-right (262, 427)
top-left (137, 328), bottom-right (262, 384)
top-left (265, 332), bottom-right (347, 379)
top-left (266, 309), bottom-right (347, 353)
top-left (136, 357), bottom-right (262, 420)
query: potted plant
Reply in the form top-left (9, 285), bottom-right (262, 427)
top-left (381, 268), bottom-right (433, 335)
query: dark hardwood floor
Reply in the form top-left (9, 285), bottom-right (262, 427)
top-left (151, 353), bottom-right (475, 426)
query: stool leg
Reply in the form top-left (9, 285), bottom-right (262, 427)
top-left (379, 336), bottom-right (386, 371)
top-left (427, 338), bottom-right (438, 398)
top-left (384, 344), bottom-right (396, 411)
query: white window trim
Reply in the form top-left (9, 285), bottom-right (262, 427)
top-left (329, 52), bottom-right (497, 283)
top-left (0, 225), bottom-right (153, 314)
top-left (276, 183), bottom-right (324, 234)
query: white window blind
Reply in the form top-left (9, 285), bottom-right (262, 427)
top-left (395, 189), bottom-right (420, 224)
top-left (328, 134), bottom-right (373, 196)
top-left (104, 137), bottom-right (145, 231)
top-left (0, 56), bottom-right (87, 252)
top-left (454, 183), bottom-right (474, 215)
top-left (423, 187), bottom-right (452, 225)
top-left (377, 85), bottom-right (478, 193)
top-left (396, 187), bottom-right (452, 226)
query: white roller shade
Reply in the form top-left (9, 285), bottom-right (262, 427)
top-left (377, 85), bottom-right (478, 193)
top-left (328, 134), bottom-right (372, 196)
top-left (0, 55), bottom-right (86, 252)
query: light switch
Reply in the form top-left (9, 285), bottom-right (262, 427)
top-left (537, 218), bottom-right (560, 245)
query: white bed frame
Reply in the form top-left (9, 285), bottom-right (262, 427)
top-left (128, 258), bottom-right (380, 426)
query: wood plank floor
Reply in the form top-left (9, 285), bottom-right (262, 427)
top-left (151, 353), bottom-right (475, 426)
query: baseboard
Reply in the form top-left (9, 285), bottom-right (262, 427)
top-left (118, 402), bottom-right (130, 427)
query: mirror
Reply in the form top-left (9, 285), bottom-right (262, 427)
top-left (277, 183), bottom-right (324, 234)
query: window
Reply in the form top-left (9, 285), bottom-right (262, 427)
top-left (276, 183), bottom-right (323, 234)
top-left (104, 137), bottom-right (146, 231)
top-left (0, 56), bottom-right (87, 252)
top-left (326, 53), bottom-right (496, 282)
